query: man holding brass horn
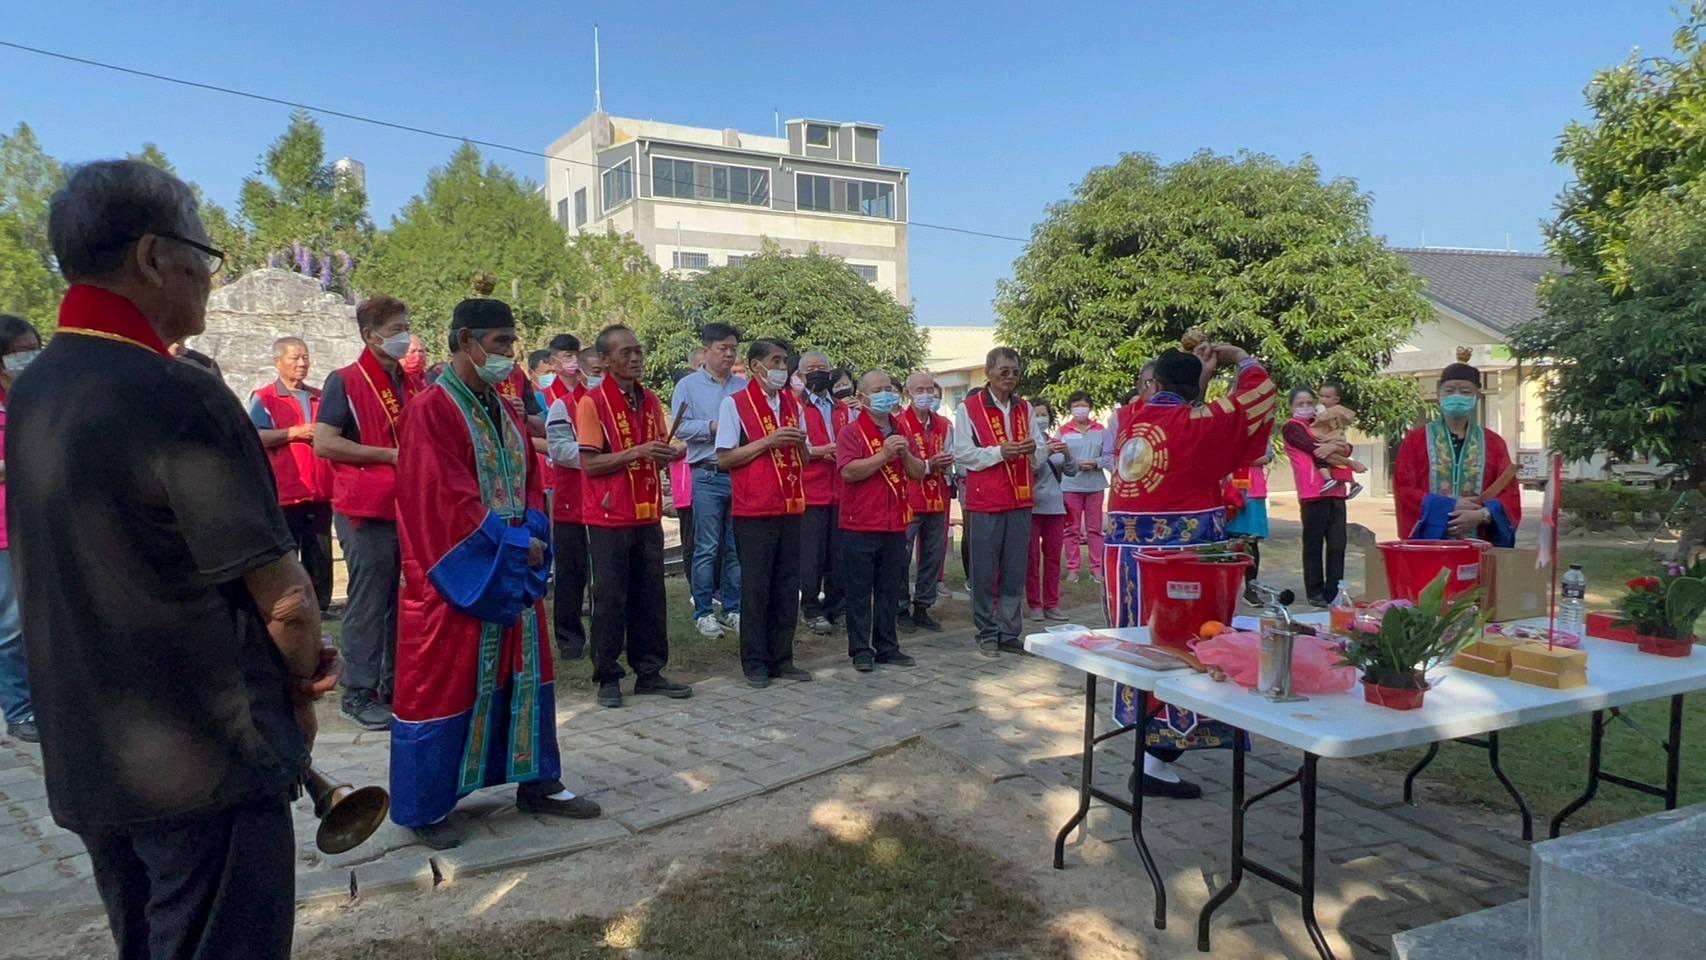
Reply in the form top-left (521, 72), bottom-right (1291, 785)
top-left (6, 159), bottom-right (337, 960)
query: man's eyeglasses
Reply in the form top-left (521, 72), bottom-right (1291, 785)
top-left (153, 232), bottom-right (225, 274)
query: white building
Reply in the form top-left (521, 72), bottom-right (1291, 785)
top-left (543, 112), bottom-right (910, 301)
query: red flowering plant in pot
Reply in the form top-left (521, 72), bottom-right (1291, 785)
top-left (1335, 570), bottom-right (1483, 710)
top-left (1612, 557), bottom-right (1706, 658)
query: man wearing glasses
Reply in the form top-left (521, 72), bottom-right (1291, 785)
top-left (7, 159), bottom-right (334, 960)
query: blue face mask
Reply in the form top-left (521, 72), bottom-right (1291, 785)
top-left (585, 375), bottom-right (605, 389)
top-left (1439, 394), bottom-right (1477, 419)
top-left (538, 373), bottom-right (558, 389)
top-left (867, 391), bottom-right (902, 415)
top-left (470, 340), bottom-right (515, 386)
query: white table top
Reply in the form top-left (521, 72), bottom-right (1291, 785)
top-left (1029, 619), bottom-right (1706, 760)
top-left (1022, 626), bottom-right (1183, 691)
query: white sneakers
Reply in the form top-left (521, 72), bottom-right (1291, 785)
top-left (724, 612), bottom-right (741, 633)
top-left (696, 615), bottom-right (724, 638)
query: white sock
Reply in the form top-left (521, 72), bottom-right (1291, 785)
top-left (548, 787), bottom-right (576, 801)
top-left (1143, 753), bottom-right (1181, 783)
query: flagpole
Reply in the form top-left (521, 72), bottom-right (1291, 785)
top-left (1544, 454), bottom-right (1563, 649)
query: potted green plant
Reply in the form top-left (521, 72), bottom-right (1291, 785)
top-left (1337, 570), bottom-right (1483, 709)
top-left (1612, 557), bottom-right (1706, 658)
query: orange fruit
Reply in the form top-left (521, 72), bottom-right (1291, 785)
top-left (1198, 620), bottom-right (1225, 639)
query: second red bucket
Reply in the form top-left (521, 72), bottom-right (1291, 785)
top-left (1134, 548), bottom-right (1253, 648)
top-left (1377, 539), bottom-right (1489, 604)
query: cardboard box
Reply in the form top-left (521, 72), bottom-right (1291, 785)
top-left (1508, 642), bottom-right (1588, 689)
top-left (1453, 635), bottom-right (1526, 677)
top-left (1362, 546), bottom-right (1545, 622)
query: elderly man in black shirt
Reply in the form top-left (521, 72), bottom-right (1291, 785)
top-left (5, 159), bottom-right (336, 960)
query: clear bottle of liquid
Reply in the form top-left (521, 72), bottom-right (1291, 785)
top-left (1329, 580), bottom-right (1357, 635)
top-left (1559, 564), bottom-right (1587, 637)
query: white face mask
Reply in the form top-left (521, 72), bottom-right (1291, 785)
top-left (764, 367), bottom-right (790, 389)
top-left (1032, 415), bottom-right (1051, 432)
top-left (1315, 404), bottom-right (1328, 417)
top-left (378, 330), bottom-right (412, 359)
top-left (3, 349), bottom-right (41, 375)
top-left (912, 393), bottom-right (938, 413)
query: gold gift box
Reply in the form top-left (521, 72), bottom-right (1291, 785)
top-left (1507, 643), bottom-right (1589, 689)
top-left (1453, 636), bottom-right (1527, 678)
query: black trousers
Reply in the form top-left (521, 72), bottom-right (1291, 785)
top-left (1244, 539), bottom-right (1262, 583)
top-left (841, 529), bottom-right (906, 661)
top-left (799, 504), bottom-right (844, 622)
top-left (1301, 497), bottom-right (1348, 602)
top-left (551, 520), bottom-right (590, 658)
top-left (734, 514), bottom-right (802, 676)
top-left (281, 501), bottom-right (333, 613)
top-left (587, 523), bottom-right (669, 684)
top-left (83, 798), bottom-right (294, 960)
top-left (332, 513), bottom-right (398, 699)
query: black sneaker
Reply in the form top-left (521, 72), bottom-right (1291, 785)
top-left (852, 655), bottom-right (875, 673)
top-left (596, 681), bottom-right (623, 708)
top-left (1243, 584), bottom-right (1261, 606)
top-left (1128, 771), bottom-right (1204, 800)
top-left (977, 639), bottom-right (1001, 659)
top-left (773, 665), bottom-right (814, 682)
top-left (1320, 478), bottom-right (1342, 495)
top-left (744, 672), bottom-right (773, 689)
top-left (557, 637), bottom-right (586, 660)
top-left (896, 611), bottom-right (917, 634)
top-left (634, 675), bottom-right (693, 699)
top-left (1348, 481), bottom-right (1365, 499)
top-left (5, 720), bottom-right (38, 744)
top-left (517, 783), bottom-right (602, 819)
top-left (340, 691), bottom-right (391, 731)
top-left (911, 607), bottom-right (943, 632)
top-left (996, 638), bottom-right (1030, 656)
top-left (413, 819), bottom-right (461, 850)
top-left (875, 652), bottom-right (916, 667)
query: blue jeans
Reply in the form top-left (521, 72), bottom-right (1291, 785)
top-left (0, 549), bottom-right (32, 724)
top-left (689, 466), bottom-right (741, 618)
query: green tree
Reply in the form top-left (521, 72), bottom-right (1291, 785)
top-left (994, 150), bottom-right (1430, 435)
top-left (564, 225), bottom-right (668, 343)
top-left (0, 122), bottom-right (65, 314)
top-left (238, 109), bottom-right (371, 291)
top-left (1510, 4), bottom-right (1706, 485)
top-left (353, 143), bottom-right (577, 356)
top-left (129, 143), bottom-right (255, 278)
top-left (642, 241), bottom-right (926, 386)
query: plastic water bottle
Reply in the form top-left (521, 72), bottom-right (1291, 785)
top-left (1559, 565), bottom-right (1587, 637)
top-left (1329, 580), bottom-right (1357, 635)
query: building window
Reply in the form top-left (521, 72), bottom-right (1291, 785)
top-left (555, 198), bottom-right (569, 228)
top-left (652, 157), bottom-right (769, 206)
top-left (806, 123), bottom-right (835, 147)
top-left (727, 255), bottom-right (748, 268)
top-left (795, 173), bottom-right (897, 219)
top-left (673, 251), bottom-right (709, 270)
top-left (850, 263), bottom-right (878, 282)
top-left (601, 160), bottom-right (633, 211)
top-left (573, 188), bottom-right (588, 227)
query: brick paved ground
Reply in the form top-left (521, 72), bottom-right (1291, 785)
top-left (0, 587), bottom-right (1535, 958)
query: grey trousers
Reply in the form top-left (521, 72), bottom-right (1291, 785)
top-left (333, 513), bottom-right (399, 698)
top-left (899, 510), bottom-right (948, 612)
top-left (967, 508), bottom-right (1031, 643)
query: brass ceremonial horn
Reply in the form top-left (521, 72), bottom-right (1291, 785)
top-left (302, 767), bottom-right (391, 855)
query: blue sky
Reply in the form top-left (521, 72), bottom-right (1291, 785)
top-left (0, 1), bottom-right (1680, 325)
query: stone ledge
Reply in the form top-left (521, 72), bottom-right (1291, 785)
top-left (1392, 899), bottom-right (1528, 960)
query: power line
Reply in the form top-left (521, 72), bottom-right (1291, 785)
top-left (0, 39), bottom-right (1030, 244)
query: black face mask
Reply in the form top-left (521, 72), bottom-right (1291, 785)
top-left (805, 371), bottom-right (833, 394)
top-left (831, 383), bottom-right (854, 399)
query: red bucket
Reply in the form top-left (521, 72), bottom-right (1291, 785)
top-left (1134, 548), bottom-right (1253, 649)
top-left (1377, 539), bottom-right (1489, 604)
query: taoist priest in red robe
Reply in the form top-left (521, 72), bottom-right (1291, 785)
top-left (390, 298), bottom-right (600, 850)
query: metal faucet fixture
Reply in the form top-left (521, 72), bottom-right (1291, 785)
top-left (1247, 581), bottom-right (1311, 703)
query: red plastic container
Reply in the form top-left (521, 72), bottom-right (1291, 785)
top-left (1134, 548), bottom-right (1253, 649)
top-left (1586, 612), bottom-right (1638, 643)
top-left (1363, 681), bottom-right (1428, 710)
top-left (1377, 539), bottom-right (1489, 605)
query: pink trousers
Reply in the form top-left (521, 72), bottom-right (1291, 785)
top-left (1027, 513), bottom-right (1066, 610)
top-left (1062, 490), bottom-right (1105, 574)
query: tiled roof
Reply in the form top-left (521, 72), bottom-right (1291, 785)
top-left (1392, 248), bottom-right (1564, 334)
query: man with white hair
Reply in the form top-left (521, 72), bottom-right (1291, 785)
top-left (249, 336), bottom-right (335, 615)
top-left (7, 159), bottom-right (336, 960)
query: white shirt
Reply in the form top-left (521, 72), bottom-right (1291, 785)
top-left (714, 391), bottom-right (783, 450)
top-left (952, 393), bottom-right (1050, 474)
top-left (545, 397), bottom-right (580, 468)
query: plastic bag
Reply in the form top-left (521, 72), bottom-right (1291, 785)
top-left (1189, 631), bottom-right (1358, 694)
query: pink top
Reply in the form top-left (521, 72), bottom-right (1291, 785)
top-left (1247, 463), bottom-right (1269, 499)
top-left (669, 457), bottom-right (693, 510)
top-left (1282, 417), bottom-right (1347, 501)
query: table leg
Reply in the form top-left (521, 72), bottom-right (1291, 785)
top-left (1299, 753), bottom-right (1334, 960)
top-left (1132, 691), bottom-right (1166, 931)
top-left (1054, 675), bottom-right (1099, 869)
top-left (1197, 734), bottom-right (1247, 952)
top-left (1401, 742), bottom-right (1439, 804)
top-left (1403, 735), bottom-right (1533, 841)
top-left (1549, 694), bottom-right (1688, 838)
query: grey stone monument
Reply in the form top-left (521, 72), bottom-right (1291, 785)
top-left (185, 268), bottom-right (362, 399)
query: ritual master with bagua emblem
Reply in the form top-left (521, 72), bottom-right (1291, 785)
top-left (1100, 341), bottom-right (1277, 799)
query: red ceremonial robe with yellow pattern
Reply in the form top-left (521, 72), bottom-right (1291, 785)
top-left (390, 372), bottom-right (558, 828)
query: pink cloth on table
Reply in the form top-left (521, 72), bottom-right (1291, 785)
top-left (1190, 631), bottom-right (1357, 694)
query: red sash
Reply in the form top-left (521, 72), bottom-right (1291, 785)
top-left (899, 406), bottom-right (947, 513)
top-left (549, 382), bottom-right (588, 523)
top-left (587, 376), bottom-right (666, 524)
top-left (801, 395), bottom-right (850, 507)
top-left (332, 350), bottom-right (423, 520)
top-left (731, 380), bottom-right (806, 517)
top-left (853, 413), bottom-right (912, 526)
top-left (543, 374), bottom-right (574, 409)
top-left (964, 391), bottom-right (1033, 510)
top-left (255, 382), bottom-right (333, 505)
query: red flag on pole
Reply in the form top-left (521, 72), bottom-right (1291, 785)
top-left (1539, 454), bottom-right (1563, 648)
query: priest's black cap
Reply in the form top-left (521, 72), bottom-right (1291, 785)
top-left (1439, 362), bottom-right (1482, 387)
top-left (451, 297), bottom-right (516, 330)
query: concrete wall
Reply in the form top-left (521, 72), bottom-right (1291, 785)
top-left (186, 268), bottom-right (360, 398)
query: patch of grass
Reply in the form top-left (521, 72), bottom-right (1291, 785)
top-left (1357, 544), bottom-right (1706, 829)
top-left (312, 814), bottom-right (1056, 960)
